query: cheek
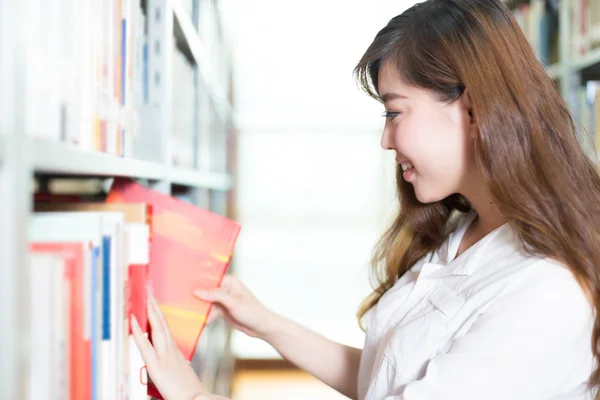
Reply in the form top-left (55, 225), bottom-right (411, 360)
top-left (404, 118), bottom-right (474, 202)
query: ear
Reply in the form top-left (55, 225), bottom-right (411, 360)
top-left (461, 88), bottom-right (478, 139)
top-left (462, 88), bottom-right (474, 124)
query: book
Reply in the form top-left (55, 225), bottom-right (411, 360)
top-left (34, 201), bottom-right (152, 400)
top-left (29, 242), bottom-right (89, 400)
top-left (106, 178), bottom-right (241, 399)
top-left (26, 0), bottom-right (146, 158)
top-left (29, 212), bottom-right (109, 400)
top-left (27, 252), bottom-right (69, 400)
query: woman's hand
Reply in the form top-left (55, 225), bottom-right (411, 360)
top-left (131, 287), bottom-right (209, 400)
top-left (194, 275), bottom-right (279, 340)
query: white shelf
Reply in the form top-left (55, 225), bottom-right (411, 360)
top-left (168, 166), bottom-right (232, 190)
top-left (572, 48), bottom-right (600, 71)
top-left (32, 138), bottom-right (167, 179)
top-left (172, 0), bottom-right (232, 120)
top-left (31, 138), bottom-right (232, 190)
top-left (546, 63), bottom-right (562, 80)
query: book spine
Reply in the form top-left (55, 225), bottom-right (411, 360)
top-left (126, 223), bottom-right (150, 400)
top-left (91, 246), bottom-right (100, 400)
top-left (54, 260), bottom-right (70, 400)
top-left (120, 0), bottom-right (128, 157)
top-left (28, 255), bottom-right (56, 400)
top-left (101, 235), bottom-right (112, 400)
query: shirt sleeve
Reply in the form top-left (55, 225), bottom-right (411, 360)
top-left (385, 261), bottom-right (596, 400)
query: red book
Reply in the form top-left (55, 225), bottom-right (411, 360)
top-left (29, 242), bottom-right (91, 400)
top-left (106, 178), bottom-right (241, 399)
top-left (34, 201), bottom-right (152, 400)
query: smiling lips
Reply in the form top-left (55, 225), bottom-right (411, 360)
top-left (396, 158), bottom-right (416, 181)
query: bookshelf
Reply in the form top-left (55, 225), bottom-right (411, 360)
top-left (173, 0), bottom-right (231, 121)
top-left (31, 138), bottom-right (233, 190)
top-left (546, 62), bottom-right (562, 79)
top-left (509, 0), bottom-right (600, 157)
top-left (0, 0), bottom-right (237, 399)
top-left (572, 47), bottom-right (600, 71)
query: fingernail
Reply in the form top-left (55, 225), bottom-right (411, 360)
top-left (131, 315), bottom-right (140, 331)
top-left (147, 286), bottom-right (156, 304)
top-left (194, 290), bottom-right (209, 298)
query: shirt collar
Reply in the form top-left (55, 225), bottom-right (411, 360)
top-left (424, 210), bottom-right (511, 278)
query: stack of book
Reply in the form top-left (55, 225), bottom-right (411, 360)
top-left (26, 0), bottom-right (147, 158)
top-left (511, 0), bottom-right (559, 67)
top-left (29, 178), bottom-right (241, 400)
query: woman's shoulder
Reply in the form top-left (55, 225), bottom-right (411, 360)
top-left (484, 256), bottom-right (594, 330)
top-left (518, 257), bottom-right (590, 300)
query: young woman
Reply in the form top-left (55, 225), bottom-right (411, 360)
top-left (132, 0), bottom-right (600, 398)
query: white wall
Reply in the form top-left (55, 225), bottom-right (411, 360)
top-left (222, 0), bottom-right (417, 359)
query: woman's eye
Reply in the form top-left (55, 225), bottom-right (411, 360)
top-left (382, 111), bottom-right (401, 121)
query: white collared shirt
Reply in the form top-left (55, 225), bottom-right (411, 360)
top-left (357, 210), bottom-right (597, 400)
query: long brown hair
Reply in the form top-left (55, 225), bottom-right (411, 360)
top-left (354, 0), bottom-right (600, 386)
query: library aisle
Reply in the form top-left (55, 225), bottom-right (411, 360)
top-left (4, 0), bottom-right (600, 399)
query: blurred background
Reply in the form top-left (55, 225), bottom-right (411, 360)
top-left (0, 0), bottom-right (594, 398)
top-left (227, 1), bottom-right (402, 398)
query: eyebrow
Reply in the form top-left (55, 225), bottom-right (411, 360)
top-left (380, 93), bottom-right (408, 102)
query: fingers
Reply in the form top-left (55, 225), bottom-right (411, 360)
top-left (194, 288), bottom-right (236, 310)
top-left (131, 315), bottom-right (159, 369)
top-left (147, 286), bottom-right (171, 337)
top-left (206, 304), bottom-right (224, 324)
top-left (226, 275), bottom-right (246, 294)
top-left (220, 275), bottom-right (239, 290)
top-left (146, 287), bottom-right (177, 353)
top-left (146, 293), bottom-right (169, 354)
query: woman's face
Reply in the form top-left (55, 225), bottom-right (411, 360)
top-left (377, 59), bottom-right (477, 203)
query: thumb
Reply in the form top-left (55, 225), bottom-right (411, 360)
top-left (194, 289), bottom-right (236, 310)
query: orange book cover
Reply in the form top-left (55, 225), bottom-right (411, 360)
top-left (29, 242), bottom-right (91, 400)
top-left (106, 178), bottom-right (241, 396)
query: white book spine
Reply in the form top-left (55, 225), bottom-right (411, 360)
top-left (65, 0), bottom-right (82, 146)
top-left (125, 224), bottom-right (150, 400)
top-left (53, 261), bottom-right (69, 400)
top-left (58, 0), bottom-right (74, 142)
top-left (28, 254), bottom-right (55, 400)
top-left (47, 0), bottom-right (62, 141)
top-left (23, 0), bottom-right (45, 139)
top-left (78, 0), bottom-right (94, 150)
top-left (116, 224), bottom-right (128, 400)
top-left (112, 224), bottom-right (125, 400)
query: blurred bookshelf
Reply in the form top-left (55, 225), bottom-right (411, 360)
top-left (0, 0), bottom-right (237, 398)
top-left (507, 0), bottom-right (600, 159)
top-left (31, 138), bottom-right (233, 190)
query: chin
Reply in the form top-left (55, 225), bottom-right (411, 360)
top-left (413, 187), bottom-right (448, 204)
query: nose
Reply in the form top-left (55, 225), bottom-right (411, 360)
top-left (380, 124), bottom-right (396, 151)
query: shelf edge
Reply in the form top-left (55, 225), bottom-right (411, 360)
top-left (32, 138), bottom-right (233, 190)
top-left (169, 166), bottom-right (233, 191)
top-left (572, 48), bottom-right (600, 71)
top-left (545, 63), bottom-right (562, 80)
top-left (32, 138), bottom-right (167, 179)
